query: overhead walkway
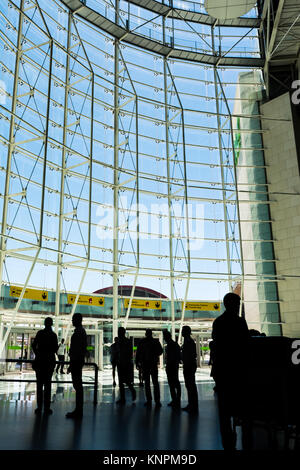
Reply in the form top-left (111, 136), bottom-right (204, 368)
top-left (126, 0), bottom-right (261, 28)
top-left (61, 0), bottom-right (264, 67)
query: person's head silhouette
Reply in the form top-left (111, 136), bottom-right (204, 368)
top-left (145, 328), bottom-right (152, 338)
top-left (44, 317), bottom-right (53, 329)
top-left (118, 327), bottom-right (126, 339)
top-left (249, 329), bottom-right (261, 337)
top-left (163, 330), bottom-right (172, 343)
top-left (72, 313), bottom-right (82, 328)
top-left (182, 325), bottom-right (191, 339)
top-left (61, 338), bottom-right (65, 343)
top-left (223, 292), bottom-right (240, 316)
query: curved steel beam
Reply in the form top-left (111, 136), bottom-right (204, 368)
top-left (61, 0), bottom-right (264, 67)
top-left (126, 0), bottom-right (261, 28)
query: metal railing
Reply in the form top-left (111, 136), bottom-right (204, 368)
top-left (0, 358), bottom-right (99, 404)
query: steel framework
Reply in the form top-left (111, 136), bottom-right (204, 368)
top-left (0, 0), bottom-right (290, 351)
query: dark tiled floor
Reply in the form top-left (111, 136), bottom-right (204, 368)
top-left (0, 379), bottom-right (225, 450)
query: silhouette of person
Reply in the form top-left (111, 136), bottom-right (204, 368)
top-left (136, 329), bottom-right (163, 408)
top-left (32, 317), bottom-right (58, 415)
top-left (249, 329), bottom-right (267, 338)
top-left (163, 330), bottom-right (181, 409)
top-left (56, 338), bottom-right (66, 374)
top-left (249, 329), bottom-right (261, 337)
top-left (212, 292), bottom-right (250, 450)
top-left (110, 337), bottom-right (119, 387)
top-left (181, 325), bottom-right (198, 413)
top-left (115, 327), bottom-right (136, 404)
top-left (66, 313), bottom-right (87, 419)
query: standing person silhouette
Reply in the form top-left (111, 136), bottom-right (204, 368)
top-left (212, 292), bottom-right (250, 450)
top-left (181, 325), bottom-right (198, 413)
top-left (136, 329), bottom-right (163, 408)
top-left (110, 337), bottom-right (119, 387)
top-left (32, 317), bottom-right (58, 415)
top-left (66, 313), bottom-right (87, 419)
top-left (116, 327), bottom-right (136, 404)
top-left (56, 338), bottom-right (66, 374)
top-left (163, 330), bottom-right (181, 409)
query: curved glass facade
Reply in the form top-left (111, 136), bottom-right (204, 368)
top-left (0, 0), bottom-right (281, 344)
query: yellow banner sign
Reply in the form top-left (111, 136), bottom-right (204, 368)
top-left (124, 299), bottom-right (162, 310)
top-left (10, 286), bottom-right (48, 301)
top-left (67, 295), bottom-right (105, 307)
top-left (183, 302), bottom-right (220, 311)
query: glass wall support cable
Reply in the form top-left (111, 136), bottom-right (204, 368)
top-left (163, 59), bottom-right (191, 338)
top-left (117, 48), bottom-right (140, 328)
top-left (0, 248), bottom-right (41, 356)
top-left (163, 15), bottom-right (175, 338)
top-left (55, 10), bottom-right (72, 335)
top-left (211, 24), bottom-right (233, 292)
top-left (178, 108), bottom-right (191, 340)
top-left (39, 38), bottom-right (53, 249)
top-left (61, 15), bottom-right (94, 338)
top-left (124, 269), bottom-right (138, 329)
top-left (215, 68), bottom-right (246, 309)
top-left (178, 276), bottom-right (190, 343)
top-left (0, 0), bottom-right (43, 353)
top-left (113, 0), bottom-right (120, 340)
top-left (0, 0), bottom-right (24, 290)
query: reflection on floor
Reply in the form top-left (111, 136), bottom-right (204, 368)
top-left (0, 367), bottom-right (229, 450)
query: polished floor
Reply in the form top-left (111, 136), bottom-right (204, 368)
top-left (0, 367), bottom-right (292, 451)
top-left (0, 367), bottom-right (230, 450)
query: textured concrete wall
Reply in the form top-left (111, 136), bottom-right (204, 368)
top-left (234, 71), bottom-right (281, 336)
top-left (234, 73), bottom-right (262, 332)
top-left (261, 92), bottom-right (300, 337)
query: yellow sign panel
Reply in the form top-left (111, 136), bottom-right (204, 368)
top-left (124, 299), bottom-right (162, 310)
top-left (10, 286), bottom-right (48, 301)
top-left (183, 302), bottom-right (220, 311)
top-left (67, 295), bottom-right (105, 307)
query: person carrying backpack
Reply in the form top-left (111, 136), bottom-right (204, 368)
top-left (136, 329), bottom-right (163, 408)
